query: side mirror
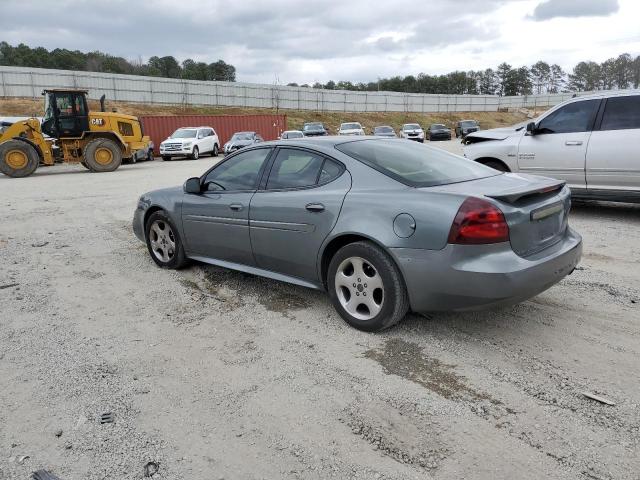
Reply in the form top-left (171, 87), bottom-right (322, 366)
top-left (526, 122), bottom-right (537, 135)
top-left (183, 177), bottom-right (201, 194)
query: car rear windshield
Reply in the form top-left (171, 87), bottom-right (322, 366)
top-left (171, 129), bottom-right (197, 138)
top-left (335, 139), bottom-right (499, 187)
top-left (341, 123), bottom-right (361, 130)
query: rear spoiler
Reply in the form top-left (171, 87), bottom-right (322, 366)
top-left (487, 180), bottom-right (565, 204)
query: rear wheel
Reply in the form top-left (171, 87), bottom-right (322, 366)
top-left (189, 146), bottom-right (199, 160)
top-left (145, 211), bottom-right (188, 269)
top-left (83, 138), bottom-right (122, 172)
top-left (328, 241), bottom-right (409, 332)
top-left (0, 140), bottom-right (39, 178)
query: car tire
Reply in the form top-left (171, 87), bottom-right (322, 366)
top-left (212, 144), bottom-right (219, 157)
top-left (162, 156), bottom-right (171, 161)
top-left (327, 241), bottom-right (409, 332)
top-left (147, 150), bottom-right (154, 162)
top-left (484, 160), bottom-right (510, 172)
top-left (0, 140), bottom-right (40, 178)
top-left (189, 146), bottom-right (199, 160)
top-left (145, 211), bottom-right (189, 269)
top-left (83, 138), bottom-right (122, 172)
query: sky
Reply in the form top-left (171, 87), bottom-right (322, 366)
top-left (1, 0), bottom-right (639, 84)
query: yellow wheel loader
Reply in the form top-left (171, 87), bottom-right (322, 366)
top-left (0, 89), bottom-right (153, 178)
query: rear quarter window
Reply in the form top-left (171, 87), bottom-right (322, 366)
top-left (600, 96), bottom-right (640, 131)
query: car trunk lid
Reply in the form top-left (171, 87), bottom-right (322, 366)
top-left (429, 173), bottom-right (570, 257)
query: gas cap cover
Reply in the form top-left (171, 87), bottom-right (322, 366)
top-left (393, 213), bottom-right (416, 238)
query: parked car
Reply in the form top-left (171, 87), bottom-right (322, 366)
top-left (400, 123), bottom-right (425, 142)
top-left (455, 120), bottom-right (480, 139)
top-left (280, 130), bottom-right (304, 139)
top-left (428, 124), bottom-right (452, 141)
top-left (372, 126), bottom-right (397, 137)
top-left (133, 137), bottom-right (582, 332)
top-left (160, 127), bottom-right (219, 161)
top-left (223, 131), bottom-right (263, 154)
top-left (338, 122), bottom-right (365, 136)
top-left (302, 122), bottom-right (328, 136)
top-left (462, 91), bottom-right (640, 203)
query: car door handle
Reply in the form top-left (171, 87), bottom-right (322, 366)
top-left (229, 203), bottom-right (243, 211)
top-left (565, 141), bottom-right (583, 146)
top-left (305, 203), bottom-right (325, 212)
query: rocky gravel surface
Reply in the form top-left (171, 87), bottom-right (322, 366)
top-left (1, 149), bottom-right (638, 479)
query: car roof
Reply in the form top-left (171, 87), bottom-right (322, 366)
top-left (571, 89), bottom-right (640, 101)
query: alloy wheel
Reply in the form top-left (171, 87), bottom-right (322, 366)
top-left (335, 256), bottom-right (384, 321)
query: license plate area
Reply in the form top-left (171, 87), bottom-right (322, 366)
top-left (531, 202), bottom-right (563, 241)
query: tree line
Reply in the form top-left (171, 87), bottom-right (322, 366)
top-left (287, 54), bottom-right (640, 96)
top-left (0, 41), bottom-right (236, 82)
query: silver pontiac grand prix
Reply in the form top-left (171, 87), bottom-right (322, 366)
top-left (133, 137), bottom-right (582, 331)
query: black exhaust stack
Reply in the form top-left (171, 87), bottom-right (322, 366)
top-left (100, 94), bottom-right (106, 112)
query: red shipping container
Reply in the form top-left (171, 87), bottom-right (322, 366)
top-left (140, 114), bottom-right (287, 154)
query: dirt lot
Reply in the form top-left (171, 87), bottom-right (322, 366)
top-left (1, 142), bottom-right (639, 480)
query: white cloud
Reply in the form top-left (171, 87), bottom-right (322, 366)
top-left (0, 0), bottom-right (637, 84)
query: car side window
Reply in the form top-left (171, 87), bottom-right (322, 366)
top-left (319, 159), bottom-right (344, 184)
top-left (600, 96), bottom-right (640, 131)
top-left (266, 149), bottom-right (325, 190)
top-left (203, 148), bottom-right (271, 192)
top-left (537, 99), bottom-right (599, 134)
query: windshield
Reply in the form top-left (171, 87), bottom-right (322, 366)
top-left (170, 129), bottom-right (197, 139)
top-left (374, 126), bottom-right (393, 133)
top-left (231, 133), bottom-right (253, 141)
top-left (341, 123), bottom-right (361, 130)
top-left (461, 121), bottom-right (477, 127)
top-left (431, 124), bottom-right (446, 129)
top-left (303, 124), bottom-right (324, 131)
top-left (335, 139), bottom-right (499, 187)
top-left (403, 124), bottom-right (420, 130)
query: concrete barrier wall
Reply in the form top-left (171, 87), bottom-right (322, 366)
top-left (0, 65), bottom-right (602, 113)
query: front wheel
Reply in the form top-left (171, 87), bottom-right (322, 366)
top-left (189, 146), bottom-right (199, 160)
top-left (212, 144), bottom-right (219, 157)
top-left (145, 211), bottom-right (188, 269)
top-left (0, 140), bottom-right (39, 178)
top-left (328, 241), bottom-right (409, 332)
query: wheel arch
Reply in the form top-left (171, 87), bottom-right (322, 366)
top-left (319, 232), bottom-right (402, 290)
top-left (81, 132), bottom-right (127, 153)
top-left (10, 136), bottom-right (44, 161)
top-left (474, 157), bottom-right (511, 172)
top-left (143, 206), bottom-right (167, 238)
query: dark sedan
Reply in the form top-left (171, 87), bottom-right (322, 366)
top-left (133, 137), bottom-right (581, 332)
top-left (372, 126), bottom-right (397, 137)
top-left (302, 122), bottom-right (328, 136)
top-left (428, 124), bottom-right (452, 141)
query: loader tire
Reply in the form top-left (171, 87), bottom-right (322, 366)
top-left (83, 138), bottom-right (122, 172)
top-left (80, 161), bottom-right (91, 170)
top-left (0, 140), bottom-right (39, 178)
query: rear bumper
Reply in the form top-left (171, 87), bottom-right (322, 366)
top-left (390, 227), bottom-right (582, 312)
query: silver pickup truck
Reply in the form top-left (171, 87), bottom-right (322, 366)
top-left (463, 91), bottom-right (640, 203)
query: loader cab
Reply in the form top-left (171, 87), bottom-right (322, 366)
top-left (41, 89), bottom-right (90, 139)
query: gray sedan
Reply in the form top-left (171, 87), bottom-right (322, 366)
top-left (133, 137), bottom-right (582, 331)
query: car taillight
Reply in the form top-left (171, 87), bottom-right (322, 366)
top-left (447, 197), bottom-right (509, 245)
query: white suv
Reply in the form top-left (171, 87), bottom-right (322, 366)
top-left (338, 122), bottom-right (365, 136)
top-left (160, 127), bottom-right (219, 160)
top-left (463, 91), bottom-right (640, 203)
top-left (400, 123), bottom-right (425, 142)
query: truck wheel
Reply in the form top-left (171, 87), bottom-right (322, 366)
top-left (80, 161), bottom-right (91, 170)
top-left (0, 140), bottom-right (39, 178)
top-left (83, 138), bottom-right (122, 172)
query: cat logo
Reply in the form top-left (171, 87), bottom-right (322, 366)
top-left (91, 118), bottom-right (105, 126)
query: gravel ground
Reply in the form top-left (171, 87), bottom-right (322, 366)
top-left (1, 143), bottom-right (639, 480)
